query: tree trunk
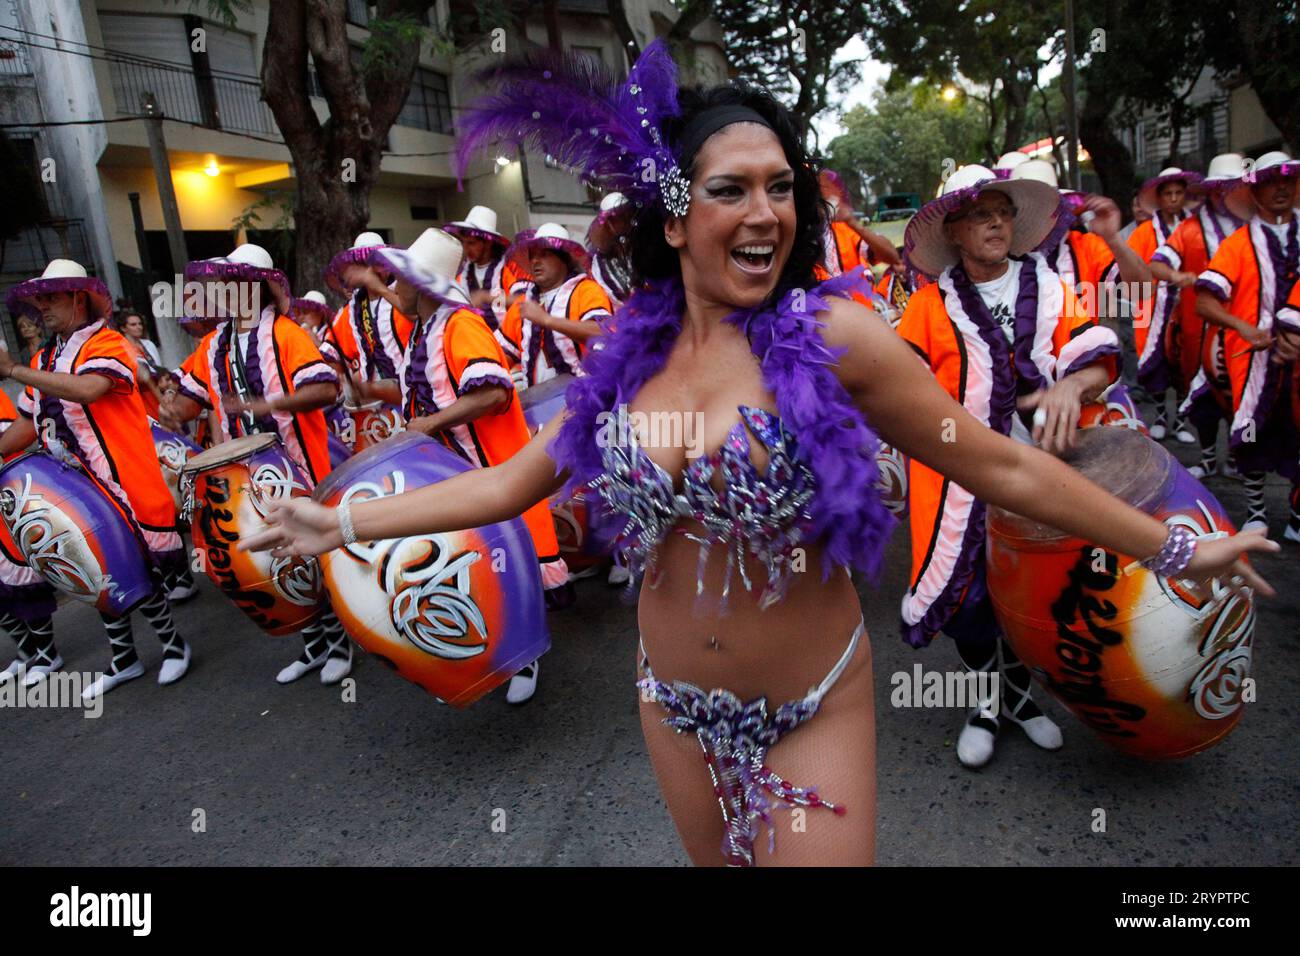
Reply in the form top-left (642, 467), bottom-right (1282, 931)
top-left (1080, 94), bottom-right (1135, 211)
top-left (607, 0), bottom-right (641, 67)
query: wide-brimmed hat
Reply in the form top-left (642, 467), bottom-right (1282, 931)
top-left (324, 231), bottom-right (393, 293)
top-left (1230, 151), bottom-right (1300, 213)
top-left (1011, 160), bottom-right (1080, 250)
top-left (904, 164), bottom-right (1060, 277)
top-left (1137, 167), bottom-right (1204, 214)
top-left (182, 243), bottom-right (291, 319)
top-left (443, 206), bottom-right (509, 248)
top-left (291, 289), bottom-right (333, 321)
top-left (507, 222), bottom-right (590, 273)
top-left (993, 151), bottom-right (1031, 179)
top-left (6, 259), bottom-right (113, 321)
top-left (1188, 152), bottom-right (1255, 219)
top-left (369, 228), bottom-right (471, 310)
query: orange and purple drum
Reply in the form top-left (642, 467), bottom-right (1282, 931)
top-left (875, 441), bottom-right (908, 517)
top-left (0, 452), bottom-right (154, 615)
top-left (345, 401), bottom-right (404, 453)
top-left (314, 432), bottom-right (549, 708)
top-left (151, 420), bottom-right (202, 515)
top-left (1077, 382), bottom-right (1149, 435)
top-left (986, 427), bottom-right (1253, 760)
top-left (180, 434), bottom-right (321, 635)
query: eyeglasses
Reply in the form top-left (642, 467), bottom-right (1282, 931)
top-left (947, 204), bottom-right (1018, 226)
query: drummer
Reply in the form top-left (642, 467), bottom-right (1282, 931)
top-left (324, 231), bottom-right (413, 407)
top-left (292, 289), bottom-right (353, 440)
top-left (1194, 151), bottom-right (1300, 539)
top-left (0, 382), bottom-right (60, 686)
top-left (368, 227), bottom-right (571, 703)
top-left (444, 205), bottom-right (525, 332)
top-left (496, 223), bottom-right (612, 388)
top-left (162, 244), bottom-right (353, 686)
top-left (897, 165), bottom-right (1122, 769)
top-left (587, 192), bottom-right (635, 309)
top-left (0, 259), bottom-right (196, 699)
top-left (815, 168), bottom-right (902, 278)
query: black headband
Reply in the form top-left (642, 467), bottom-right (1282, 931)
top-left (676, 105), bottom-right (774, 167)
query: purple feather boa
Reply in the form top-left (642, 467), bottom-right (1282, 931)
top-left (549, 266), bottom-right (896, 582)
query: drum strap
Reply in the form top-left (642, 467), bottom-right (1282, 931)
top-left (227, 327), bottom-right (258, 435)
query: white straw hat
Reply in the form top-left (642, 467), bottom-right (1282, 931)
top-left (369, 228), bottom-right (471, 308)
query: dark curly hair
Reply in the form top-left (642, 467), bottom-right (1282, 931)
top-left (627, 82), bottom-right (826, 304)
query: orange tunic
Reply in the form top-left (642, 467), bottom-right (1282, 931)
top-left (330, 289), bottom-right (414, 383)
top-left (896, 256), bottom-right (1118, 646)
top-left (1195, 218), bottom-right (1300, 477)
top-left (401, 303), bottom-right (560, 566)
top-left (17, 319), bottom-right (181, 556)
top-left (1127, 214), bottom-right (1186, 392)
top-left (178, 310), bottom-right (338, 485)
top-left (497, 274), bottom-right (612, 387)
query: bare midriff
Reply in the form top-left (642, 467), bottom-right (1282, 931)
top-left (636, 526), bottom-right (866, 704)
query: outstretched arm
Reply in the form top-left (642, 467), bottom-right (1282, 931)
top-left (820, 296), bottom-right (1277, 594)
top-left (239, 411), bottom-right (569, 556)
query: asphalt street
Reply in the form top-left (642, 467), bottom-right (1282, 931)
top-left (1, 410), bottom-right (1296, 867)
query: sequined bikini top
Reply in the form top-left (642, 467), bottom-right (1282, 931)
top-left (590, 405), bottom-right (816, 610)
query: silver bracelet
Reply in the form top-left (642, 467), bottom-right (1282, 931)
top-left (337, 501), bottom-right (357, 546)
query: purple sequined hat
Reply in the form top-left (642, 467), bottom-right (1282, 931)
top-left (369, 228), bottom-right (472, 310)
top-left (507, 223), bottom-right (591, 273)
top-left (182, 243), bottom-right (291, 319)
top-left (1229, 150), bottom-right (1300, 214)
top-left (6, 259), bottom-right (112, 320)
top-left (444, 205), bottom-right (510, 248)
top-left (1137, 166), bottom-right (1205, 215)
top-left (904, 164), bottom-right (1059, 277)
top-left (324, 231), bottom-right (394, 293)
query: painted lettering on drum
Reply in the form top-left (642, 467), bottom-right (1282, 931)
top-left (193, 475), bottom-right (285, 630)
top-left (1040, 549), bottom-right (1147, 738)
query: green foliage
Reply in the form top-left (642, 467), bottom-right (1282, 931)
top-left (826, 82), bottom-right (989, 201)
top-left (231, 190), bottom-right (294, 264)
top-left (362, 13), bottom-right (428, 79)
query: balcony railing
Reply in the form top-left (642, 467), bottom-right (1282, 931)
top-left (0, 219), bottom-right (92, 278)
top-left (0, 34), bottom-right (28, 75)
top-left (106, 51), bottom-right (277, 137)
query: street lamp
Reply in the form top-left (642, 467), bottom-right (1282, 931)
top-left (942, 85), bottom-right (959, 102)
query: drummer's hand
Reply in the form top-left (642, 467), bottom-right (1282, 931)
top-left (1239, 324), bottom-right (1273, 351)
top-left (520, 299), bottom-right (550, 329)
top-left (237, 498), bottom-right (343, 557)
top-left (1020, 378), bottom-right (1085, 456)
top-left (1182, 529), bottom-right (1279, 600)
top-left (469, 288), bottom-right (494, 309)
top-left (406, 415), bottom-right (440, 436)
top-left (0, 348), bottom-right (14, 378)
top-left (1272, 329), bottom-right (1300, 364)
top-left (1081, 195), bottom-right (1121, 239)
top-left (224, 393), bottom-right (275, 418)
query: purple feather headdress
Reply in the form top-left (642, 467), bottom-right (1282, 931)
top-left (454, 40), bottom-right (683, 214)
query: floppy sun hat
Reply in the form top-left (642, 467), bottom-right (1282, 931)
top-left (368, 228), bottom-right (472, 309)
top-left (6, 259), bottom-right (113, 321)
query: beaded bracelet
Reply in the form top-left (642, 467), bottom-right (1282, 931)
top-left (338, 501), bottom-right (357, 546)
top-left (1141, 525), bottom-right (1197, 577)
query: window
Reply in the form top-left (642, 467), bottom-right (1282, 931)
top-left (397, 67), bottom-right (452, 134)
top-left (346, 1), bottom-right (371, 26)
top-left (1133, 119), bottom-right (1146, 167)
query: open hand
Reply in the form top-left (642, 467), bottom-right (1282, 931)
top-left (237, 498), bottom-right (343, 558)
top-left (1019, 378), bottom-right (1085, 455)
top-left (1182, 528), bottom-right (1279, 600)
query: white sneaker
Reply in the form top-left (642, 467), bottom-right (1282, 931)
top-left (158, 645), bottom-right (191, 685)
top-left (956, 708), bottom-right (998, 769)
top-left (167, 580), bottom-right (200, 603)
top-left (568, 565), bottom-right (600, 580)
top-left (320, 655), bottom-right (352, 685)
top-left (1283, 523), bottom-right (1300, 544)
top-left (277, 654), bottom-right (327, 684)
top-left (1187, 464), bottom-right (1212, 480)
top-left (506, 660), bottom-right (539, 705)
top-left (1149, 423), bottom-right (1167, 440)
top-left (1222, 461), bottom-right (1242, 480)
top-left (82, 660), bottom-right (146, 701)
top-left (607, 562), bottom-right (631, 586)
top-left (1006, 711), bottom-right (1064, 750)
top-left (1241, 519), bottom-right (1269, 534)
top-left (21, 656), bottom-right (64, 687)
top-left (1174, 422), bottom-right (1196, 444)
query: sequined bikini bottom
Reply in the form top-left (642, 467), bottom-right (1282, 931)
top-left (637, 619), bottom-right (864, 867)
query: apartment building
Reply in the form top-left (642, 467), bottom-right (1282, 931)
top-left (0, 0), bottom-right (727, 364)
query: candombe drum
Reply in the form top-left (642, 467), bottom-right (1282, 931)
top-left (0, 452), bottom-right (153, 614)
top-left (327, 432), bottom-right (352, 470)
top-left (1077, 382), bottom-right (1149, 435)
top-left (179, 434), bottom-right (321, 635)
top-left (520, 374), bottom-right (606, 572)
top-left (314, 431), bottom-right (548, 708)
top-left (346, 401), bottom-right (404, 453)
top-left (151, 420), bottom-right (202, 514)
top-left (986, 427), bottom-right (1253, 759)
top-left (874, 440), bottom-right (908, 517)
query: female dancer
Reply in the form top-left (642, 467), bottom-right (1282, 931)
top-left (240, 44), bottom-right (1276, 866)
